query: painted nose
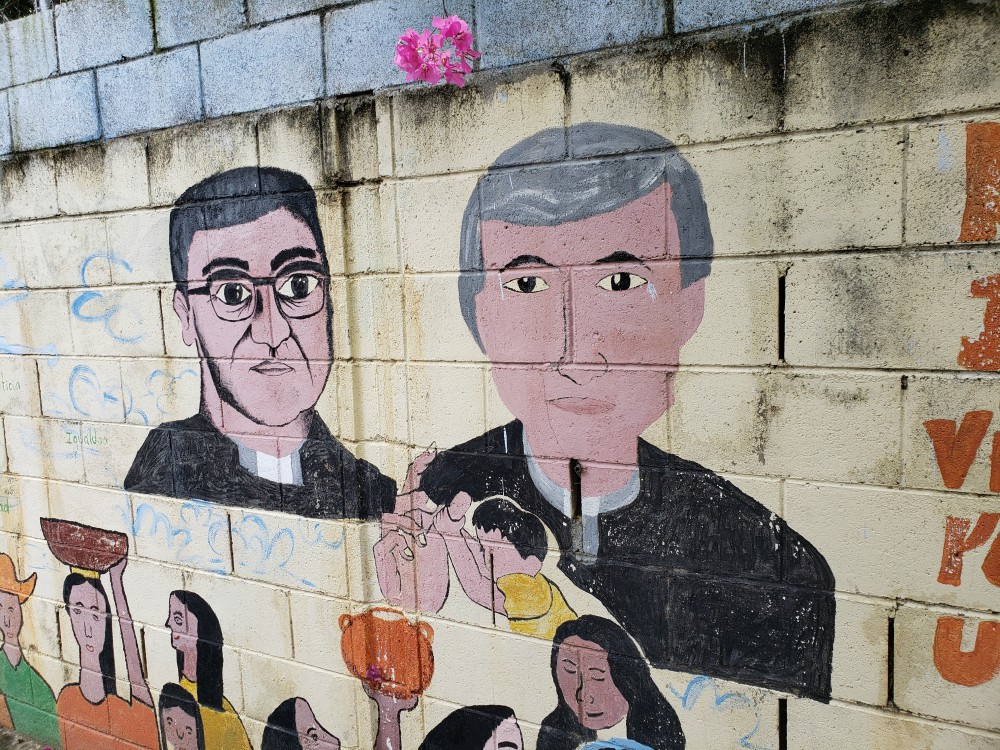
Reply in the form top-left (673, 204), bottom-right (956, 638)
top-left (249, 285), bottom-right (292, 349)
top-left (83, 621), bottom-right (92, 637)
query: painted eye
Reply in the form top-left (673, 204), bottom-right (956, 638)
top-left (597, 272), bottom-right (648, 291)
top-left (277, 273), bottom-right (319, 300)
top-left (502, 276), bottom-right (550, 294)
top-left (213, 281), bottom-right (252, 306)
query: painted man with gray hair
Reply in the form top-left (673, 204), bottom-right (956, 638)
top-left (379, 123), bottom-right (835, 702)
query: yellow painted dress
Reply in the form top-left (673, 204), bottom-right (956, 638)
top-left (497, 572), bottom-right (577, 639)
top-left (179, 677), bottom-right (252, 750)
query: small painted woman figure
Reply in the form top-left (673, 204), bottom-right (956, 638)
top-left (538, 616), bottom-right (684, 750)
top-left (419, 705), bottom-right (523, 750)
top-left (261, 697), bottom-right (340, 750)
top-left (57, 557), bottom-right (159, 750)
top-left (165, 590), bottom-right (253, 750)
top-left (159, 682), bottom-right (206, 750)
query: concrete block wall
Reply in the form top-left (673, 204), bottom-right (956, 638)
top-left (0, 0), bottom-right (998, 749)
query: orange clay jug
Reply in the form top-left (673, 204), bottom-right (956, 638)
top-left (340, 606), bottom-right (434, 699)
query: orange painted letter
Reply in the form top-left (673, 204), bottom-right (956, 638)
top-left (959, 122), bottom-right (1000, 243)
top-left (959, 275), bottom-right (1000, 371)
top-left (933, 616), bottom-right (1000, 687)
top-left (923, 411), bottom-right (993, 489)
top-left (938, 514), bottom-right (1000, 585)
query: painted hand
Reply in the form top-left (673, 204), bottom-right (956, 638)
top-left (432, 491), bottom-right (472, 535)
top-left (375, 508), bottom-right (449, 613)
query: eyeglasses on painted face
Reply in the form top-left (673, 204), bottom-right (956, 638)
top-left (185, 270), bottom-right (329, 322)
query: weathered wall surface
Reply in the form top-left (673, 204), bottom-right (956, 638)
top-left (0, 0), bottom-right (998, 748)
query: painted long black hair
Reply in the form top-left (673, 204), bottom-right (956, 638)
top-left (159, 681), bottom-right (206, 750)
top-left (419, 705), bottom-right (516, 750)
top-left (538, 616), bottom-right (684, 750)
top-left (63, 573), bottom-right (116, 697)
top-left (261, 698), bottom-right (302, 750)
top-left (170, 590), bottom-right (225, 711)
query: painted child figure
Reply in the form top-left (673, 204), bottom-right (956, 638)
top-left (434, 494), bottom-right (576, 639)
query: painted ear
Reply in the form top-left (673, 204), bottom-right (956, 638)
top-left (172, 288), bottom-right (197, 348)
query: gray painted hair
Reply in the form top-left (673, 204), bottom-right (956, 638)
top-left (458, 123), bottom-right (714, 349)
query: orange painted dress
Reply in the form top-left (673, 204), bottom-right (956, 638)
top-left (57, 685), bottom-right (158, 750)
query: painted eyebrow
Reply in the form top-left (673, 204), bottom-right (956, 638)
top-left (202, 257), bottom-right (250, 277)
top-left (595, 251), bottom-right (650, 268)
top-left (271, 246), bottom-right (318, 272)
top-left (501, 254), bottom-right (555, 271)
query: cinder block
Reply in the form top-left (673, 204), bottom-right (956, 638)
top-left (6, 11), bottom-right (57, 86)
top-left (201, 15), bottom-right (324, 118)
top-left (567, 38), bottom-right (783, 147)
top-left (342, 184), bottom-right (399, 273)
top-left (788, 698), bottom-right (1000, 749)
top-left (785, 251), bottom-right (1000, 370)
top-left (288, 590), bottom-right (351, 675)
top-left (55, 0), bottom-right (153, 72)
top-left (407, 362), bottom-right (487, 449)
top-left (248, 0), bottom-right (347, 24)
top-left (19, 593), bottom-right (60, 660)
top-left (396, 173), bottom-right (481, 273)
top-left (0, 355), bottom-right (39, 417)
top-left (111, 556), bottom-right (185, 629)
top-left (183, 568), bottom-right (293, 658)
top-left (46, 482), bottom-right (132, 545)
top-left (346, 275), bottom-right (404, 361)
top-left (784, 482), bottom-right (1000, 612)
top-left (685, 129), bottom-right (904, 256)
top-left (105, 209), bottom-right (173, 286)
top-left (831, 596), bottom-right (891, 706)
top-left (54, 138), bottom-right (150, 215)
top-left (0, 152), bottom-right (59, 222)
top-left (97, 48), bottom-right (203, 139)
top-left (3, 416), bottom-right (84, 482)
top-left (81, 420), bottom-right (153, 487)
top-left (403, 274), bottom-right (486, 363)
top-left (18, 217), bottom-right (109, 288)
top-left (895, 604), bottom-right (1000, 731)
top-left (119, 356), bottom-right (200, 426)
top-left (341, 362), bottom-right (409, 444)
top-left (0, 92), bottom-right (11, 157)
top-left (324, 0), bottom-right (473, 95)
top-left (391, 69), bottom-right (564, 177)
top-left (785, 2), bottom-right (1000, 131)
top-left (478, 0), bottom-right (661, 67)
top-left (9, 73), bottom-right (101, 151)
top-left (325, 96), bottom-right (382, 183)
top-left (130, 491), bottom-right (234, 574)
top-left (0, 289), bottom-right (72, 357)
top-left (0, 473), bottom-right (48, 539)
top-left (67, 285), bottom-right (166, 357)
top-left (37, 356), bottom-right (124, 422)
top-left (147, 117), bottom-right (258, 205)
top-left (257, 105), bottom-right (324, 189)
top-left (317, 191), bottom-right (346, 277)
top-left (901, 375), bottom-right (1000, 495)
top-left (154, 0), bottom-right (245, 48)
top-left (671, 370), bottom-right (902, 484)
top-left (675, 0), bottom-right (850, 31)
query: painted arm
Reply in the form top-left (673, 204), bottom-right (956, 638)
top-left (434, 493), bottom-right (503, 613)
top-left (365, 684), bottom-right (417, 750)
top-left (108, 557), bottom-right (153, 707)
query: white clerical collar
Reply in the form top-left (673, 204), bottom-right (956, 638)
top-left (523, 434), bottom-right (640, 555)
top-left (235, 440), bottom-right (304, 485)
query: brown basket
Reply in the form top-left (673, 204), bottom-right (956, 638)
top-left (40, 518), bottom-right (128, 573)
top-left (340, 607), bottom-right (434, 699)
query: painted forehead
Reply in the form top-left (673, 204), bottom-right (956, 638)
top-left (480, 184), bottom-right (678, 269)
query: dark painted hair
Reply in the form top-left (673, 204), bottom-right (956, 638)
top-left (538, 616), bottom-right (685, 750)
top-left (261, 697), bottom-right (302, 750)
top-left (169, 166), bottom-right (328, 285)
top-left (170, 590), bottom-right (225, 711)
top-left (63, 573), bottom-right (116, 697)
top-left (472, 498), bottom-right (547, 562)
top-left (419, 705), bottom-right (516, 750)
top-left (458, 123), bottom-right (713, 348)
top-left (159, 681), bottom-right (206, 750)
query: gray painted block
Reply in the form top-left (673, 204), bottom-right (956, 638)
top-left (201, 15), bottom-right (324, 118)
top-left (674, 0), bottom-right (851, 30)
top-left (7, 10), bottom-right (58, 86)
top-left (56, 0), bottom-right (154, 72)
top-left (325, 0), bottom-right (474, 95)
top-left (97, 47), bottom-right (202, 138)
top-left (155, 0), bottom-right (246, 48)
top-left (248, 0), bottom-right (350, 25)
top-left (478, 0), bottom-right (663, 68)
top-left (0, 93), bottom-right (11, 156)
top-left (9, 72), bottom-right (100, 150)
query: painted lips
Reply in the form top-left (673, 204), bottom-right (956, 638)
top-left (250, 361), bottom-right (295, 376)
top-left (549, 397), bottom-right (615, 415)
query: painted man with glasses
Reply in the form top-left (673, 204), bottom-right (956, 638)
top-left (125, 167), bottom-right (396, 520)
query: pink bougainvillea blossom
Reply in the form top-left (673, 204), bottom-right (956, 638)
top-left (395, 15), bottom-right (480, 87)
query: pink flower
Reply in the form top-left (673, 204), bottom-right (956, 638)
top-left (395, 15), bottom-right (480, 86)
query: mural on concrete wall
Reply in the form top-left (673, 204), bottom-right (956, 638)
top-left (376, 124), bottom-right (837, 707)
top-left (123, 168), bottom-right (397, 520)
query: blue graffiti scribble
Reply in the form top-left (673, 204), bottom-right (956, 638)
top-left (125, 368), bottom-right (198, 425)
top-left (130, 498), bottom-right (230, 575)
top-left (24, 538), bottom-right (62, 576)
top-left (69, 365), bottom-right (123, 419)
top-left (0, 255), bottom-right (26, 290)
top-left (232, 513), bottom-right (345, 588)
top-left (669, 676), bottom-right (769, 750)
top-left (70, 252), bottom-right (146, 345)
top-left (0, 338), bottom-right (57, 360)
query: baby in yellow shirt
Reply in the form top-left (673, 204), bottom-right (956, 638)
top-left (435, 495), bottom-right (576, 639)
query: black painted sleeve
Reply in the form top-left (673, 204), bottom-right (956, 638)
top-left (123, 428), bottom-right (175, 497)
